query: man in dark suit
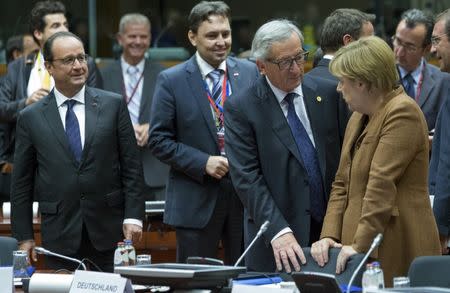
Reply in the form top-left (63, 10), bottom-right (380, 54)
top-left (148, 1), bottom-right (259, 264)
top-left (393, 9), bottom-right (450, 131)
top-left (11, 31), bottom-right (144, 272)
top-left (306, 8), bottom-right (375, 83)
top-left (429, 9), bottom-right (450, 255)
top-left (101, 13), bottom-right (168, 200)
top-left (225, 19), bottom-right (346, 272)
top-left (0, 1), bottom-right (101, 204)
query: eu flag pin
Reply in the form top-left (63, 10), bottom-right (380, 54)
top-left (233, 72), bottom-right (239, 76)
top-left (316, 96), bottom-right (322, 102)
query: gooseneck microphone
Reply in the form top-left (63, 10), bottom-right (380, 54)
top-left (234, 220), bottom-right (270, 267)
top-left (346, 233), bottom-right (383, 293)
top-left (34, 246), bottom-right (87, 270)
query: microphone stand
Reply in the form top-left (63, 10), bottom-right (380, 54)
top-left (234, 220), bottom-right (270, 267)
top-left (346, 233), bottom-right (383, 293)
top-left (34, 246), bottom-right (87, 270)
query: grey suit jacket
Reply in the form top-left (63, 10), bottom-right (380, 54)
top-left (149, 55), bottom-right (259, 229)
top-left (11, 87), bottom-right (144, 255)
top-left (224, 75), bottom-right (347, 271)
top-left (101, 59), bottom-right (169, 188)
top-left (413, 62), bottom-right (450, 131)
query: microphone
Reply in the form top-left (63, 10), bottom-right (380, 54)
top-left (234, 220), bottom-right (270, 267)
top-left (346, 233), bottom-right (383, 293)
top-left (34, 246), bottom-right (87, 270)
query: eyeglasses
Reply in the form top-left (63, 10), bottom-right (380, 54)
top-left (391, 36), bottom-right (421, 53)
top-left (50, 54), bottom-right (89, 66)
top-left (431, 33), bottom-right (448, 46)
top-left (268, 51), bottom-right (309, 70)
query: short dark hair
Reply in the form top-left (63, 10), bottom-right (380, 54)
top-left (320, 8), bottom-right (375, 54)
top-left (436, 9), bottom-right (450, 38)
top-left (5, 35), bottom-right (23, 64)
top-left (43, 31), bottom-right (82, 62)
top-left (188, 1), bottom-right (230, 33)
top-left (400, 9), bottom-right (434, 47)
top-left (30, 1), bottom-right (66, 44)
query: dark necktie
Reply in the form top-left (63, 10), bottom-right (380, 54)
top-left (65, 99), bottom-right (82, 163)
top-left (403, 73), bottom-right (416, 99)
top-left (285, 93), bottom-right (326, 222)
top-left (209, 69), bottom-right (224, 130)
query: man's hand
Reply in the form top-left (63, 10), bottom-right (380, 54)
top-left (18, 239), bottom-right (37, 262)
top-left (335, 245), bottom-right (357, 274)
top-left (26, 89), bottom-right (49, 106)
top-left (439, 234), bottom-right (449, 255)
top-left (310, 237), bottom-right (342, 267)
top-left (271, 232), bottom-right (306, 273)
top-left (123, 223), bottom-right (143, 244)
top-left (133, 123), bottom-right (149, 147)
top-left (205, 156), bottom-right (228, 179)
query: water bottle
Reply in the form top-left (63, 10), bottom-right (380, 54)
top-left (372, 261), bottom-right (385, 289)
top-left (113, 242), bottom-right (128, 267)
top-left (124, 239), bottom-right (136, 266)
top-left (362, 263), bottom-right (378, 293)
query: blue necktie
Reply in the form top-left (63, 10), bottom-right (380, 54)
top-left (403, 73), bottom-right (416, 100)
top-left (285, 93), bottom-right (325, 222)
top-left (65, 99), bottom-right (82, 163)
top-left (208, 69), bottom-right (224, 130)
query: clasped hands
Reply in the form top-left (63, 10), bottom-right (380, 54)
top-left (272, 234), bottom-right (357, 274)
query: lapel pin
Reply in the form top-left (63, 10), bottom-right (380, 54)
top-left (316, 96), bottom-right (322, 102)
top-left (92, 102), bottom-right (97, 107)
top-left (233, 72), bottom-right (239, 76)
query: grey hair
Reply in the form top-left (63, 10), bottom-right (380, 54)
top-left (400, 9), bottom-right (434, 47)
top-left (119, 13), bottom-right (151, 33)
top-left (251, 19), bottom-right (304, 60)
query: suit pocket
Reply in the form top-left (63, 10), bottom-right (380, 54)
top-left (104, 190), bottom-right (124, 207)
top-left (39, 201), bottom-right (59, 214)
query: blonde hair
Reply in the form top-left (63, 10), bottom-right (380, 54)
top-left (329, 36), bottom-right (399, 91)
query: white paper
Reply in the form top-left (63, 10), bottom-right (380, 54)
top-left (232, 284), bottom-right (294, 293)
top-left (0, 267), bottom-right (13, 293)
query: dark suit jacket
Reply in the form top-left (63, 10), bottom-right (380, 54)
top-left (306, 58), bottom-right (337, 83)
top-left (224, 75), bottom-right (347, 271)
top-left (11, 87), bottom-right (144, 255)
top-left (101, 59), bottom-right (169, 188)
top-left (429, 86), bottom-right (450, 237)
top-left (0, 52), bottom-right (101, 164)
top-left (413, 63), bottom-right (450, 131)
top-left (148, 55), bottom-right (259, 229)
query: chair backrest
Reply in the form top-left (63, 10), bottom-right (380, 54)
top-left (302, 247), bottom-right (366, 286)
top-left (0, 236), bottom-right (18, 266)
top-left (408, 255), bottom-right (450, 288)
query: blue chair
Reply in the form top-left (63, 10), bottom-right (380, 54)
top-left (408, 255), bottom-right (450, 288)
top-left (0, 236), bottom-right (18, 266)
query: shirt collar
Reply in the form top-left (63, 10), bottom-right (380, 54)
top-left (54, 85), bottom-right (86, 107)
top-left (323, 54), bottom-right (334, 60)
top-left (121, 56), bottom-right (145, 74)
top-left (398, 58), bottom-right (424, 83)
top-left (265, 76), bottom-right (304, 104)
top-left (195, 51), bottom-right (227, 79)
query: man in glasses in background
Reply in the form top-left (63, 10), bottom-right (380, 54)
top-left (10, 31), bottom-right (144, 272)
top-left (429, 8), bottom-right (450, 256)
top-left (224, 19), bottom-right (347, 272)
top-left (392, 9), bottom-right (450, 131)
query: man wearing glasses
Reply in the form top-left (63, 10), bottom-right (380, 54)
top-left (10, 31), bottom-right (144, 272)
top-left (429, 9), bottom-right (450, 255)
top-left (224, 19), bottom-right (346, 272)
top-left (392, 9), bottom-right (450, 131)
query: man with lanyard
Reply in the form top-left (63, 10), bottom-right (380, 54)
top-left (101, 13), bottom-right (169, 201)
top-left (149, 1), bottom-right (259, 264)
top-left (392, 9), bottom-right (450, 132)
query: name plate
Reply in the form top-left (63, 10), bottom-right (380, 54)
top-left (0, 267), bottom-right (13, 293)
top-left (69, 270), bottom-right (132, 293)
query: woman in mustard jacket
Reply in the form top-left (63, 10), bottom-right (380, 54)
top-left (311, 36), bottom-right (440, 286)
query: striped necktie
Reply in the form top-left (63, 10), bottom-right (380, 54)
top-left (126, 66), bottom-right (140, 124)
top-left (208, 69), bottom-right (224, 130)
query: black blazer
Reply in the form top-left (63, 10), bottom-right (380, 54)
top-left (11, 87), bottom-right (144, 255)
top-left (306, 58), bottom-right (337, 84)
top-left (149, 55), bottom-right (259, 229)
top-left (101, 59), bottom-right (169, 188)
top-left (224, 75), bottom-right (347, 271)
